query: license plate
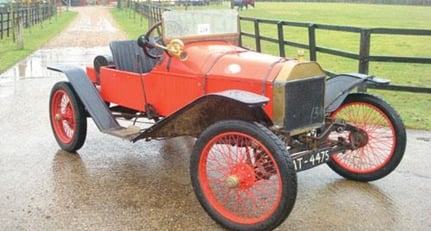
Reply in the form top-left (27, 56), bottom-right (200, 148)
top-left (292, 148), bottom-right (331, 172)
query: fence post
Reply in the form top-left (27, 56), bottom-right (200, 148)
top-left (141, 4), bottom-right (145, 26)
top-left (148, 6), bottom-right (152, 28)
top-left (358, 29), bottom-right (371, 91)
top-left (11, 4), bottom-right (15, 42)
top-left (308, 23), bottom-right (317, 61)
top-left (21, 9), bottom-right (26, 28)
top-left (277, 21), bottom-right (285, 57)
top-left (0, 13), bottom-right (3, 40)
top-left (254, 19), bottom-right (261, 53)
top-left (238, 18), bottom-right (243, 47)
top-left (7, 12), bottom-right (10, 38)
top-left (16, 16), bottom-right (24, 49)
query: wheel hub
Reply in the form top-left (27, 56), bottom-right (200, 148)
top-left (350, 128), bottom-right (369, 149)
top-left (226, 175), bottom-right (240, 188)
top-left (55, 113), bottom-right (62, 121)
top-left (226, 163), bottom-right (255, 189)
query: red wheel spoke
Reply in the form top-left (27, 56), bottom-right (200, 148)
top-left (192, 120), bottom-right (298, 230)
top-left (51, 89), bottom-right (77, 144)
top-left (249, 182), bottom-right (275, 208)
top-left (49, 82), bottom-right (87, 152)
top-left (331, 100), bottom-right (396, 174)
top-left (199, 131), bottom-right (282, 223)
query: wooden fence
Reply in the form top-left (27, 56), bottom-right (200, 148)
top-left (0, 3), bottom-right (56, 40)
top-left (259, 0), bottom-right (431, 6)
top-left (239, 17), bottom-right (431, 93)
top-left (132, 2), bottom-right (431, 94)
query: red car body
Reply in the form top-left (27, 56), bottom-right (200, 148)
top-left (87, 39), bottom-right (326, 133)
top-left (48, 9), bottom-right (406, 231)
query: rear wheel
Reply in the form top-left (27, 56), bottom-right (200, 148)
top-left (190, 120), bottom-right (297, 231)
top-left (49, 81), bottom-right (87, 152)
top-left (328, 93), bottom-right (406, 181)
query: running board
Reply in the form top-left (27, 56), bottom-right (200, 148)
top-left (104, 126), bottom-right (141, 139)
top-left (48, 64), bottom-right (122, 132)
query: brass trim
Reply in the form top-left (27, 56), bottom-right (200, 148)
top-left (272, 60), bottom-right (326, 128)
top-left (276, 60), bottom-right (325, 82)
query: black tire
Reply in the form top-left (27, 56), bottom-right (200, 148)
top-left (327, 93), bottom-right (406, 181)
top-left (49, 81), bottom-right (87, 152)
top-left (190, 120), bottom-right (297, 231)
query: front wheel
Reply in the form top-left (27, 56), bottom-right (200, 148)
top-left (49, 81), bottom-right (87, 152)
top-left (328, 93), bottom-right (406, 181)
top-left (190, 120), bottom-right (297, 231)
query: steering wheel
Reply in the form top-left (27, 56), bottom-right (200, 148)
top-left (137, 21), bottom-right (165, 59)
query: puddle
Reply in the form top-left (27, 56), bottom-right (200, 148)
top-left (0, 46), bottom-right (111, 83)
top-left (417, 137), bottom-right (430, 142)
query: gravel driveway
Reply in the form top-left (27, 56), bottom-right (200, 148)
top-left (0, 6), bottom-right (130, 80)
top-left (44, 6), bottom-right (128, 48)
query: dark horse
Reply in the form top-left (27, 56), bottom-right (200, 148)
top-left (233, 0), bottom-right (255, 10)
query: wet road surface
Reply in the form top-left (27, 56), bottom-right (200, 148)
top-left (1, 6), bottom-right (431, 231)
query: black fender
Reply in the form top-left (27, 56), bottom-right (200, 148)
top-left (132, 90), bottom-right (272, 141)
top-left (325, 73), bottom-right (390, 113)
top-left (48, 64), bottom-right (121, 132)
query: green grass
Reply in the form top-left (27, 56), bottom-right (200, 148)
top-left (0, 11), bottom-right (77, 74)
top-left (112, 3), bottom-right (431, 130)
top-left (238, 3), bottom-right (431, 130)
top-left (241, 3), bottom-right (430, 29)
top-left (110, 8), bottom-right (149, 39)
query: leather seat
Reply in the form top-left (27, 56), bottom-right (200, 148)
top-left (109, 40), bottom-right (157, 73)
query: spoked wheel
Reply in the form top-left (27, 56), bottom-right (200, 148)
top-left (328, 93), bottom-right (406, 181)
top-left (190, 120), bottom-right (297, 231)
top-left (49, 81), bottom-right (87, 153)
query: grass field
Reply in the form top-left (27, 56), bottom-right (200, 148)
top-left (113, 3), bottom-right (430, 130)
top-left (238, 3), bottom-right (431, 130)
top-left (0, 10), bottom-right (77, 74)
top-left (238, 3), bottom-right (431, 76)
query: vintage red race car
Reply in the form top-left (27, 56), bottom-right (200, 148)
top-left (48, 10), bottom-right (406, 231)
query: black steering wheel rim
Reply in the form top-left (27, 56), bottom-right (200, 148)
top-left (138, 21), bottom-right (165, 59)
